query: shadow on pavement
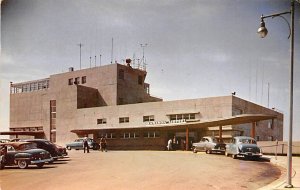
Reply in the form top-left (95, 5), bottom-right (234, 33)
top-left (3, 165), bottom-right (57, 170)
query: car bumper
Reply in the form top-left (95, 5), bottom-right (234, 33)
top-left (239, 152), bottom-right (262, 157)
top-left (31, 158), bottom-right (53, 164)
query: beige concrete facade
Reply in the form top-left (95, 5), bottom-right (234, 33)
top-left (8, 63), bottom-right (283, 150)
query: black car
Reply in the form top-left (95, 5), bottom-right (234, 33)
top-left (0, 142), bottom-right (52, 169)
top-left (21, 139), bottom-right (60, 161)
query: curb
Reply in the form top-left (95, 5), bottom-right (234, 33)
top-left (258, 157), bottom-right (287, 190)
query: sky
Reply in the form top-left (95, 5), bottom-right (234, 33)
top-left (1, 0), bottom-right (300, 141)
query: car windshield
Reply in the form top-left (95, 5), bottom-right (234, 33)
top-left (239, 138), bottom-right (256, 144)
top-left (18, 143), bottom-right (38, 151)
top-left (211, 138), bottom-right (219, 143)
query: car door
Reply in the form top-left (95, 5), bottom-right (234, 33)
top-left (199, 138), bottom-right (206, 150)
top-left (5, 145), bottom-right (17, 165)
top-left (230, 138), bottom-right (237, 154)
top-left (75, 139), bottom-right (83, 149)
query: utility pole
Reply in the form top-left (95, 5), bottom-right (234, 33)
top-left (95, 55), bottom-right (96, 67)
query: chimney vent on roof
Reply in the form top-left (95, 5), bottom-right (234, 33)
top-left (69, 67), bottom-right (74, 72)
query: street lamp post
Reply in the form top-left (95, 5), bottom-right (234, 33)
top-left (257, 0), bottom-right (295, 188)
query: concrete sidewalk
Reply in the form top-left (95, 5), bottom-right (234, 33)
top-left (259, 156), bottom-right (300, 190)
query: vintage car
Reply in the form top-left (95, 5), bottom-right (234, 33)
top-left (21, 139), bottom-right (61, 161)
top-left (55, 144), bottom-right (68, 157)
top-left (192, 136), bottom-right (226, 154)
top-left (225, 136), bottom-right (262, 159)
top-left (66, 138), bottom-right (100, 150)
top-left (0, 142), bottom-right (52, 169)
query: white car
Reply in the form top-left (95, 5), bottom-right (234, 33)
top-left (225, 136), bottom-right (262, 160)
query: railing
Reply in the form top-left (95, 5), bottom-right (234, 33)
top-left (258, 141), bottom-right (300, 158)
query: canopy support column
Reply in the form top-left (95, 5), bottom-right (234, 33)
top-left (186, 127), bottom-right (189, 151)
top-left (219, 126), bottom-right (223, 142)
top-left (251, 122), bottom-right (256, 138)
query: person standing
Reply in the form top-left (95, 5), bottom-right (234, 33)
top-left (83, 136), bottom-right (89, 153)
top-left (167, 139), bottom-right (173, 151)
top-left (100, 137), bottom-right (107, 152)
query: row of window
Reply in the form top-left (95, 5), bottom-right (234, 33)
top-left (68, 76), bottom-right (86, 85)
top-left (97, 114), bottom-right (196, 125)
top-left (98, 131), bottom-right (160, 139)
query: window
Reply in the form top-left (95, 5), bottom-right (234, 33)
top-left (97, 118), bottom-right (107, 124)
top-left (50, 100), bottom-right (56, 142)
top-left (119, 69), bottom-right (124, 80)
top-left (143, 131), bottom-right (160, 138)
top-left (119, 117), bottom-right (129, 123)
top-left (122, 132), bottom-right (139, 139)
top-left (82, 76), bottom-right (87, 84)
top-left (143, 115), bottom-right (155, 122)
top-left (169, 113), bottom-right (196, 121)
top-left (99, 133), bottom-right (116, 139)
top-left (68, 78), bottom-right (73, 85)
top-left (138, 75), bottom-right (143, 85)
top-left (268, 121), bottom-right (273, 129)
top-left (74, 77), bottom-right (80, 85)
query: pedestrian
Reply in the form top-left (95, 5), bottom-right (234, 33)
top-left (0, 145), bottom-right (7, 169)
top-left (83, 136), bottom-right (89, 153)
top-left (100, 137), bottom-right (107, 152)
top-left (167, 139), bottom-right (173, 151)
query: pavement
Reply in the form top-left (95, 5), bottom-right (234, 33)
top-left (259, 155), bottom-right (300, 190)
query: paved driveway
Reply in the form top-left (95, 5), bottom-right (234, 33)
top-left (0, 151), bottom-right (282, 190)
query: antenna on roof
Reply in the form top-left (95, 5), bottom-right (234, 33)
top-left (100, 54), bottom-right (102, 66)
top-left (77, 43), bottom-right (84, 70)
top-left (140, 43), bottom-right (148, 70)
top-left (89, 56), bottom-right (92, 68)
top-left (111, 38), bottom-right (114, 64)
top-left (133, 53), bottom-right (136, 68)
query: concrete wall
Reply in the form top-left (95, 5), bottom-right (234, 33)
top-left (75, 96), bottom-right (233, 131)
top-left (257, 141), bottom-right (300, 155)
top-left (10, 90), bottom-right (46, 128)
top-left (232, 96), bottom-right (283, 141)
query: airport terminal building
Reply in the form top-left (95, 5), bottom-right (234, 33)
top-left (3, 63), bottom-right (283, 150)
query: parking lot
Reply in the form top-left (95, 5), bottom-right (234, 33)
top-left (0, 150), bottom-right (282, 190)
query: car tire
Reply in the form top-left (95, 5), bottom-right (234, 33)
top-left (66, 146), bottom-right (71, 150)
top-left (232, 154), bottom-right (237, 159)
top-left (18, 160), bottom-right (28, 169)
top-left (36, 163), bottom-right (44, 168)
top-left (193, 148), bottom-right (197, 153)
top-left (205, 149), bottom-right (211, 154)
top-left (0, 162), bottom-right (4, 170)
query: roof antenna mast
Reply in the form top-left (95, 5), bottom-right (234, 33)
top-left (77, 43), bottom-right (83, 69)
top-left (111, 38), bottom-right (114, 64)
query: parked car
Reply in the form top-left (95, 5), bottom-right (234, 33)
top-left (0, 142), bottom-right (52, 169)
top-left (225, 136), bottom-right (262, 159)
top-left (192, 136), bottom-right (226, 154)
top-left (0, 139), bottom-right (10, 143)
top-left (20, 139), bottom-right (61, 161)
top-left (66, 138), bottom-right (100, 150)
top-left (55, 144), bottom-right (68, 157)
